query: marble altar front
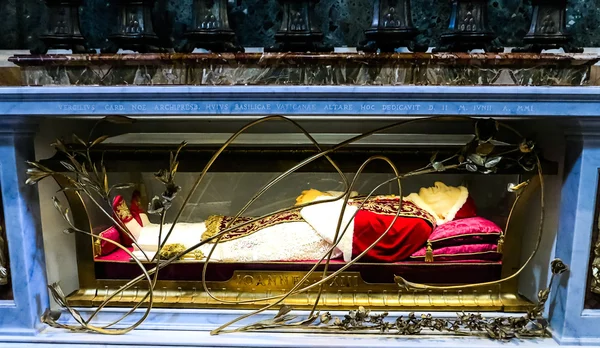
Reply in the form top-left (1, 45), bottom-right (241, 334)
top-left (0, 85), bottom-right (599, 347)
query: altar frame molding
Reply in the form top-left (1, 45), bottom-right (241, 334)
top-left (1, 85), bottom-right (600, 347)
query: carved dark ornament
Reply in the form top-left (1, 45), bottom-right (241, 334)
top-left (31, 0), bottom-right (93, 54)
top-left (512, 0), bottom-right (582, 53)
top-left (177, 0), bottom-right (241, 53)
top-left (360, 0), bottom-right (425, 52)
top-left (434, 0), bottom-right (502, 53)
top-left (103, 0), bottom-right (164, 53)
top-left (268, 0), bottom-right (331, 52)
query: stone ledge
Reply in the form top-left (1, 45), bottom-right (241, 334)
top-left (9, 52), bottom-right (600, 66)
top-left (8, 53), bottom-right (600, 86)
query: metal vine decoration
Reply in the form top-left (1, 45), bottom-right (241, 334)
top-left (26, 115), bottom-right (549, 339)
top-left (223, 259), bottom-right (567, 339)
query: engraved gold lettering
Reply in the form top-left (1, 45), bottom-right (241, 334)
top-left (256, 275), bottom-right (265, 286)
top-left (233, 272), bottom-right (361, 288)
top-left (243, 275), bottom-right (254, 286)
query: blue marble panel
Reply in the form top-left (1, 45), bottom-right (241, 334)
top-left (0, 0), bottom-right (597, 50)
top-left (0, 128), bottom-right (49, 335)
top-left (0, 327), bottom-right (567, 347)
top-left (1, 86), bottom-right (600, 118)
top-left (549, 136), bottom-right (600, 345)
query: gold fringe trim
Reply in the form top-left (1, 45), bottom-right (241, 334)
top-left (425, 241), bottom-right (434, 263)
top-left (159, 243), bottom-right (205, 260)
top-left (202, 215), bottom-right (224, 242)
top-left (115, 200), bottom-right (133, 221)
top-left (93, 238), bottom-right (102, 258)
top-left (497, 234), bottom-right (504, 254)
top-left (159, 243), bottom-right (186, 260)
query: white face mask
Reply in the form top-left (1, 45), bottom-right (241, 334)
top-left (417, 182), bottom-right (463, 219)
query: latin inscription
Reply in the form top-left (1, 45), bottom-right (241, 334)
top-left (234, 273), bottom-right (360, 288)
top-left (383, 104), bottom-right (421, 111)
top-left (153, 104), bottom-right (199, 111)
top-left (205, 103), bottom-right (230, 111)
top-left (324, 103), bottom-right (353, 111)
top-left (235, 103), bottom-right (271, 111)
top-left (55, 102), bottom-right (542, 115)
top-left (275, 103), bottom-right (317, 111)
top-left (517, 105), bottom-right (534, 112)
top-left (474, 105), bottom-right (492, 111)
top-left (59, 104), bottom-right (96, 111)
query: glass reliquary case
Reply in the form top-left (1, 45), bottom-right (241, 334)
top-left (29, 116), bottom-right (557, 319)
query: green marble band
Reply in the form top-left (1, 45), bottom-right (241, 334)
top-left (10, 52), bottom-right (599, 86)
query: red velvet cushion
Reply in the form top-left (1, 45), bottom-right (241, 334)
top-left (353, 210), bottom-right (433, 262)
top-left (95, 247), bottom-right (134, 261)
top-left (429, 217), bottom-right (502, 248)
top-left (410, 243), bottom-right (501, 261)
top-left (97, 226), bottom-right (121, 256)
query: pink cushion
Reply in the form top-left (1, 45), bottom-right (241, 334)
top-left (95, 247), bottom-right (134, 261)
top-left (410, 243), bottom-right (501, 261)
top-left (428, 217), bottom-right (502, 248)
top-left (98, 226), bottom-right (121, 256)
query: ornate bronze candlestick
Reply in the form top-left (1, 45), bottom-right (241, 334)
top-left (177, 0), bottom-right (241, 52)
top-left (434, 0), bottom-right (501, 52)
top-left (512, 0), bottom-right (582, 53)
top-left (360, 0), bottom-right (426, 52)
top-left (268, 0), bottom-right (330, 52)
top-left (102, 0), bottom-right (164, 53)
top-left (31, 0), bottom-right (93, 54)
